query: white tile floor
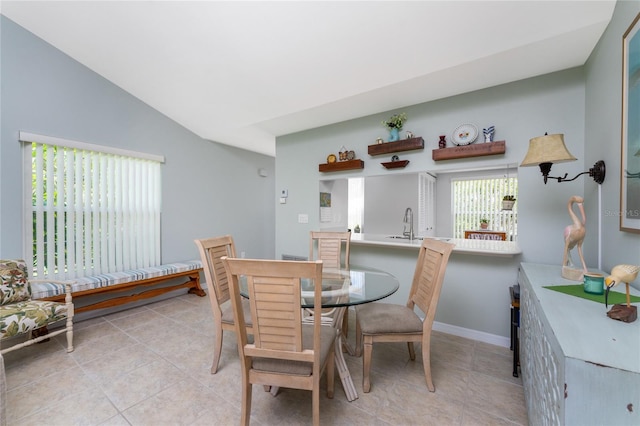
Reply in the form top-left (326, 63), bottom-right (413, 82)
top-left (3, 293), bottom-right (528, 425)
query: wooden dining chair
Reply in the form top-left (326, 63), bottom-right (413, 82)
top-left (355, 238), bottom-right (454, 393)
top-left (309, 231), bottom-right (351, 269)
top-left (194, 235), bottom-right (252, 374)
top-left (222, 257), bottom-right (336, 426)
top-left (307, 231), bottom-right (352, 330)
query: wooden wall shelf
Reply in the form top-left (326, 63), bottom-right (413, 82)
top-left (432, 140), bottom-right (506, 161)
top-left (368, 137), bottom-right (424, 156)
top-left (319, 159), bottom-right (364, 172)
top-left (381, 160), bottom-right (410, 169)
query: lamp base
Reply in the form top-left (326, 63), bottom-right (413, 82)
top-left (606, 304), bottom-right (637, 323)
top-left (589, 160), bottom-right (606, 184)
top-left (562, 266), bottom-right (584, 281)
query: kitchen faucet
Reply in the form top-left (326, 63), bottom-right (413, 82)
top-left (403, 207), bottom-right (414, 240)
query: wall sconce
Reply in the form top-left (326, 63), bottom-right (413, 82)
top-left (520, 133), bottom-right (606, 184)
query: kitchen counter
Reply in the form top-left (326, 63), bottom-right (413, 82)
top-left (350, 233), bottom-right (521, 257)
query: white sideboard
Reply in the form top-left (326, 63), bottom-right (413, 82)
top-left (519, 263), bottom-right (640, 425)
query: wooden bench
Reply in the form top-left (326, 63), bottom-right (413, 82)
top-left (31, 261), bottom-right (205, 314)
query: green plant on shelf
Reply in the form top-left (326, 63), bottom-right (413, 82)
top-left (382, 113), bottom-right (407, 130)
top-left (502, 195), bottom-right (516, 201)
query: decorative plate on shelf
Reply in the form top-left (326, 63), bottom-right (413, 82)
top-left (452, 124), bottom-right (478, 146)
top-left (327, 154), bottom-right (337, 163)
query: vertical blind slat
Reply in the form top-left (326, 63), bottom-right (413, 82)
top-left (46, 146), bottom-right (56, 277)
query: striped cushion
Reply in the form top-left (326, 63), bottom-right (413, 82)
top-left (30, 260), bottom-right (202, 299)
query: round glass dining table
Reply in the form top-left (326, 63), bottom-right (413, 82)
top-left (239, 264), bottom-right (399, 402)
top-left (239, 264), bottom-right (399, 308)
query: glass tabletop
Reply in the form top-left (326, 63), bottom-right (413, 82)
top-left (239, 264), bottom-right (399, 308)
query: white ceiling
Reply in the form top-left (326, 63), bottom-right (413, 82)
top-left (1, 1), bottom-right (616, 157)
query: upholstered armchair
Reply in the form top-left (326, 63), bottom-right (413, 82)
top-left (0, 259), bottom-right (74, 355)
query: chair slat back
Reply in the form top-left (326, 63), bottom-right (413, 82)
top-left (223, 258), bottom-right (324, 364)
top-left (309, 231), bottom-right (351, 269)
top-left (194, 236), bottom-right (237, 306)
top-left (408, 239), bottom-right (454, 324)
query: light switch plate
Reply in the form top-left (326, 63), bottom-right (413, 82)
top-left (298, 214), bottom-right (308, 223)
top-left (279, 197), bottom-right (287, 204)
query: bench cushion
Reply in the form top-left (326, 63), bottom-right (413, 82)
top-left (0, 300), bottom-right (69, 339)
top-left (0, 260), bottom-right (31, 305)
top-left (30, 260), bottom-right (202, 299)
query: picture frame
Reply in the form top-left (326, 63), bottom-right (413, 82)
top-left (620, 12), bottom-right (640, 233)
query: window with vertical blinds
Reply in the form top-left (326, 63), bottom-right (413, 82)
top-left (452, 175), bottom-right (518, 241)
top-left (20, 132), bottom-right (164, 279)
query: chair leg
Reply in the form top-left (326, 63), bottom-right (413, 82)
top-left (211, 325), bottom-right (223, 374)
top-left (407, 341), bottom-right (416, 360)
top-left (362, 336), bottom-right (373, 393)
top-left (341, 309), bottom-right (349, 340)
top-left (241, 380), bottom-right (252, 426)
top-left (312, 376), bottom-right (320, 426)
top-left (326, 347), bottom-right (335, 399)
top-left (422, 335), bottom-right (435, 392)
top-left (65, 316), bottom-right (74, 353)
top-left (355, 319), bottom-right (362, 357)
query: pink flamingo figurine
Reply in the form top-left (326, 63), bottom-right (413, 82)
top-left (561, 195), bottom-right (587, 280)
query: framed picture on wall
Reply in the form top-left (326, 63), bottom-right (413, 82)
top-left (621, 12), bottom-right (640, 233)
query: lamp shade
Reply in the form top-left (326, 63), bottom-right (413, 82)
top-left (520, 134), bottom-right (577, 167)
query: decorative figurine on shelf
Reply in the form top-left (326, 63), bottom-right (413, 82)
top-left (405, 131), bottom-right (414, 139)
top-left (376, 137), bottom-right (384, 144)
top-left (605, 264), bottom-right (639, 323)
top-left (382, 113), bottom-right (407, 142)
top-left (483, 126), bottom-right (495, 142)
top-left (339, 146), bottom-right (348, 161)
top-left (438, 135), bottom-right (447, 149)
top-left (561, 195), bottom-right (588, 281)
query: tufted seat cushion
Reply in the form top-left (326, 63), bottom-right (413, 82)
top-left (0, 300), bottom-right (69, 339)
top-left (355, 303), bottom-right (423, 334)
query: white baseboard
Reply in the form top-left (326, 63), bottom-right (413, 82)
top-left (432, 321), bottom-right (510, 348)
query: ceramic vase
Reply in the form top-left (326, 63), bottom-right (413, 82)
top-left (389, 128), bottom-right (399, 142)
top-left (438, 135), bottom-right (446, 148)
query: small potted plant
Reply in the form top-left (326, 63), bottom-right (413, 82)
top-left (502, 195), bottom-right (516, 210)
top-left (480, 218), bottom-right (489, 230)
top-left (382, 113), bottom-right (407, 142)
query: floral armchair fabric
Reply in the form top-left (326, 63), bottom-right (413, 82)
top-left (0, 260), bottom-right (74, 355)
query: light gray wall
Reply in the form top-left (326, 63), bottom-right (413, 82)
top-left (276, 68), bottom-right (587, 265)
top-left (0, 16), bottom-right (276, 263)
top-left (584, 0), bottom-right (640, 276)
top-left (275, 1), bottom-right (640, 341)
top-left (275, 69), bottom-right (586, 339)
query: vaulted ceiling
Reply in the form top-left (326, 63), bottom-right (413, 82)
top-left (1, 1), bottom-right (616, 156)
